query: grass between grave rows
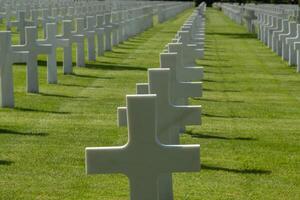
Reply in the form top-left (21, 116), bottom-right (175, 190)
top-left (0, 7), bottom-right (299, 200)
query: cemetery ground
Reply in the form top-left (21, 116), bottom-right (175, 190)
top-left (0, 7), bottom-right (299, 200)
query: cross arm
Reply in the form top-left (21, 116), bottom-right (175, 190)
top-left (11, 45), bottom-right (27, 52)
top-left (71, 33), bottom-right (84, 43)
top-left (180, 66), bottom-right (204, 82)
top-left (85, 146), bottom-right (128, 175)
top-left (136, 83), bottom-right (149, 94)
top-left (159, 144), bottom-right (200, 173)
top-left (37, 44), bottom-right (52, 55)
top-left (56, 38), bottom-right (70, 48)
top-left (174, 105), bottom-right (201, 126)
top-left (294, 42), bottom-right (300, 50)
top-left (11, 51), bottom-right (28, 64)
top-left (179, 82), bottom-right (202, 98)
top-left (117, 107), bottom-right (127, 127)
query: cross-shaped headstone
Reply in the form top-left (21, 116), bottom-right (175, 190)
top-left (0, 31), bottom-right (28, 108)
top-left (168, 42), bottom-right (204, 82)
top-left (280, 22), bottom-right (297, 61)
top-left (178, 31), bottom-right (202, 64)
top-left (117, 68), bottom-right (201, 200)
top-left (112, 12), bottom-right (120, 46)
top-left (104, 13), bottom-right (113, 51)
top-left (57, 20), bottom-right (85, 74)
top-left (76, 17), bottom-right (97, 61)
top-left (86, 94), bottom-right (200, 200)
top-left (160, 53), bottom-right (202, 105)
top-left (12, 26), bottom-right (52, 93)
top-left (37, 23), bottom-right (70, 84)
top-left (96, 14), bottom-right (105, 56)
top-left (10, 11), bottom-right (34, 45)
top-left (286, 24), bottom-right (300, 66)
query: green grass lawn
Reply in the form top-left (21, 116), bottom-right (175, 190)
top-left (0, 7), bottom-right (299, 200)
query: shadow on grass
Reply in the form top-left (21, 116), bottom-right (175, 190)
top-left (203, 88), bottom-right (241, 93)
top-left (14, 107), bottom-right (70, 115)
top-left (70, 73), bottom-right (115, 79)
top-left (0, 128), bottom-right (48, 137)
top-left (85, 63), bottom-right (147, 71)
top-left (0, 160), bottom-right (14, 166)
top-left (37, 60), bottom-right (76, 67)
top-left (192, 97), bottom-right (244, 103)
top-left (204, 70), bottom-right (236, 75)
top-left (202, 113), bottom-right (247, 119)
top-left (202, 164), bottom-right (271, 175)
top-left (58, 83), bottom-right (103, 89)
top-left (203, 79), bottom-right (238, 83)
top-left (39, 92), bottom-right (88, 99)
top-left (185, 130), bottom-right (256, 141)
top-left (206, 32), bottom-right (257, 39)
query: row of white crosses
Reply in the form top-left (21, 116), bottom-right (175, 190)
top-left (85, 2), bottom-right (207, 200)
top-left (254, 8), bottom-right (300, 72)
top-left (215, 3), bottom-right (300, 73)
top-left (0, 1), bottom-right (194, 108)
top-left (219, 3), bottom-right (243, 25)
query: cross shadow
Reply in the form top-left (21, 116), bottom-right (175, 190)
top-left (185, 130), bottom-right (256, 141)
top-left (14, 107), bottom-right (70, 115)
top-left (0, 160), bottom-right (13, 166)
top-left (192, 97), bottom-right (244, 103)
top-left (0, 128), bottom-right (48, 137)
top-left (202, 113), bottom-right (246, 119)
top-left (70, 73), bottom-right (115, 79)
top-left (37, 60), bottom-right (76, 67)
top-left (85, 63), bottom-right (147, 71)
top-left (203, 88), bottom-right (241, 93)
top-left (39, 92), bottom-right (88, 99)
top-left (206, 32), bottom-right (257, 39)
top-left (58, 83), bottom-right (103, 89)
top-left (202, 164), bottom-right (271, 175)
top-left (204, 70), bottom-right (236, 75)
top-left (203, 79), bottom-right (238, 83)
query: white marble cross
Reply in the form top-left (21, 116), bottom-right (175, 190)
top-left (112, 12), bottom-right (120, 46)
top-left (286, 24), bottom-right (300, 66)
top-left (86, 94), bottom-right (200, 200)
top-left (178, 31), bottom-right (202, 64)
top-left (160, 53), bottom-right (202, 105)
top-left (0, 31), bottom-right (28, 108)
top-left (11, 11), bottom-right (34, 45)
top-left (280, 22), bottom-right (297, 61)
top-left (12, 26), bottom-right (52, 93)
top-left (168, 42), bottom-right (204, 82)
top-left (104, 13), bottom-right (113, 51)
top-left (117, 69), bottom-right (201, 200)
top-left (95, 15), bottom-right (105, 56)
top-left (76, 17), bottom-right (97, 61)
top-left (274, 20), bottom-right (289, 56)
top-left (38, 23), bottom-right (69, 84)
top-left (57, 20), bottom-right (85, 74)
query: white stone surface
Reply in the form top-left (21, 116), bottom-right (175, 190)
top-left (12, 26), bottom-right (52, 93)
top-left (86, 94), bottom-right (200, 200)
top-left (57, 20), bottom-right (85, 74)
top-left (38, 23), bottom-right (69, 84)
top-left (11, 11), bottom-right (34, 45)
top-left (0, 31), bottom-right (28, 108)
top-left (117, 68), bottom-right (201, 200)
